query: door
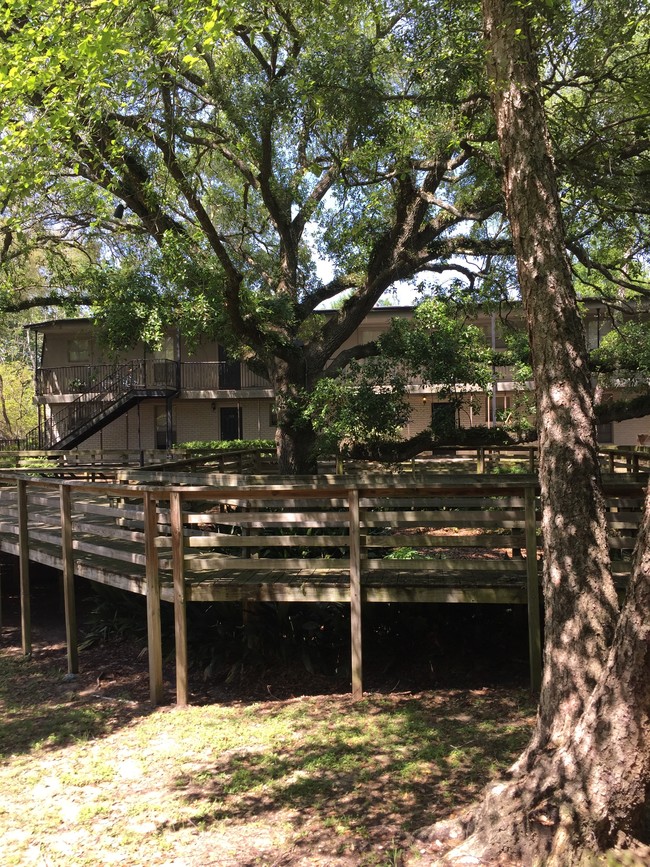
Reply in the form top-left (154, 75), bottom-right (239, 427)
top-left (155, 405), bottom-right (176, 449)
top-left (218, 345), bottom-right (241, 389)
top-left (151, 334), bottom-right (176, 387)
top-left (431, 402), bottom-right (456, 435)
top-left (220, 406), bottom-right (243, 441)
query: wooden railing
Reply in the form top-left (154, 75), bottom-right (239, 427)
top-left (0, 471), bottom-right (644, 706)
top-left (0, 447), bottom-right (278, 477)
top-left (124, 446), bottom-right (278, 476)
top-left (3, 442), bottom-right (650, 477)
top-left (598, 446), bottom-right (650, 474)
top-left (0, 448), bottom-right (191, 469)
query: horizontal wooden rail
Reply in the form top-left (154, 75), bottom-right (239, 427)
top-left (0, 448), bottom-right (190, 468)
top-left (0, 470), bottom-right (645, 706)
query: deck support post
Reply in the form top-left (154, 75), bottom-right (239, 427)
top-left (144, 492), bottom-right (164, 705)
top-left (59, 484), bottom-right (79, 674)
top-left (524, 484), bottom-right (542, 692)
top-left (477, 448), bottom-right (485, 474)
top-left (170, 490), bottom-right (188, 706)
top-left (348, 487), bottom-right (363, 700)
top-left (17, 479), bottom-right (31, 657)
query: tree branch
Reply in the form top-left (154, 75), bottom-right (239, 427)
top-left (320, 340), bottom-right (380, 378)
top-left (596, 392), bottom-right (650, 425)
top-left (298, 274), bottom-right (366, 317)
top-left (418, 192), bottom-right (502, 224)
top-left (567, 240), bottom-right (650, 296)
top-left (0, 292), bottom-right (92, 313)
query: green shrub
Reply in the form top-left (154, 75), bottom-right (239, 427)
top-left (175, 439), bottom-right (275, 451)
top-left (384, 547), bottom-right (436, 560)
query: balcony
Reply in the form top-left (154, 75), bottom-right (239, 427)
top-left (36, 361), bottom-right (271, 396)
top-left (179, 362), bottom-right (270, 391)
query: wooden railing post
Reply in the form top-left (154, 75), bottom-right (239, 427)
top-left (59, 484), bottom-right (78, 674)
top-left (524, 484), bottom-right (542, 692)
top-left (144, 491), bottom-right (164, 706)
top-left (348, 487), bottom-right (363, 700)
top-left (170, 490), bottom-right (188, 706)
top-left (17, 479), bottom-right (31, 657)
top-left (477, 447), bottom-right (485, 474)
top-left (528, 447), bottom-right (535, 473)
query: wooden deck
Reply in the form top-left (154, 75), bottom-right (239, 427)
top-left (0, 470), bottom-right (644, 705)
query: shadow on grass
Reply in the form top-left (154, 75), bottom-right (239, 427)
top-left (0, 640), bottom-right (156, 758)
top-left (164, 690), bottom-right (535, 860)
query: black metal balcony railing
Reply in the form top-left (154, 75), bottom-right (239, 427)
top-left (36, 361), bottom-right (271, 396)
top-left (179, 362), bottom-right (270, 390)
top-left (36, 364), bottom-right (128, 395)
top-left (24, 360), bottom-right (180, 450)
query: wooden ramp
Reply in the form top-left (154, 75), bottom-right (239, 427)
top-left (0, 471), bottom-right (644, 706)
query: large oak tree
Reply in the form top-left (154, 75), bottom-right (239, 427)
top-left (0, 0), bottom-right (648, 470)
top-left (2, 1), bottom-right (650, 861)
top-left (0, 0), bottom-right (504, 470)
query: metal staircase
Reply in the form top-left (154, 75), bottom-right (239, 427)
top-left (21, 360), bottom-right (179, 450)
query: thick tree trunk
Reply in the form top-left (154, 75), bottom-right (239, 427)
top-left (275, 423), bottom-right (318, 475)
top-left (434, 487), bottom-right (650, 866)
top-left (271, 358), bottom-right (318, 475)
top-left (560, 502), bottom-right (650, 850)
top-left (483, 0), bottom-right (618, 754)
top-left (417, 3), bottom-right (648, 863)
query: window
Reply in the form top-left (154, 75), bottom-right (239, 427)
top-left (596, 422), bottom-right (613, 443)
top-left (68, 338), bottom-right (91, 363)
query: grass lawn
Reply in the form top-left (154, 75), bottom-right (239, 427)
top-left (0, 628), bottom-right (536, 867)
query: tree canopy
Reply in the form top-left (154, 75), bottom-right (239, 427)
top-left (0, 0), bottom-right (648, 468)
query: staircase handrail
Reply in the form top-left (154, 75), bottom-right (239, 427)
top-left (20, 360), bottom-right (178, 449)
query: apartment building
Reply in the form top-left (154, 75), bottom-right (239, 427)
top-left (22, 304), bottom-right (649, 452)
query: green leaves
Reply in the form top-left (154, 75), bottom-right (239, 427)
top-left (0, 0), bottom-right (647, 468)
top-left (303, 299), bottom-right (493, 453)
top-left (379, 300), bottom-right (493, 394)
top-left (304, 362), bottom-right (411, 454)
top-left (592, 319), bottom-right (650, 386)
top-left (0, 359), bottom-right (37, 439)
